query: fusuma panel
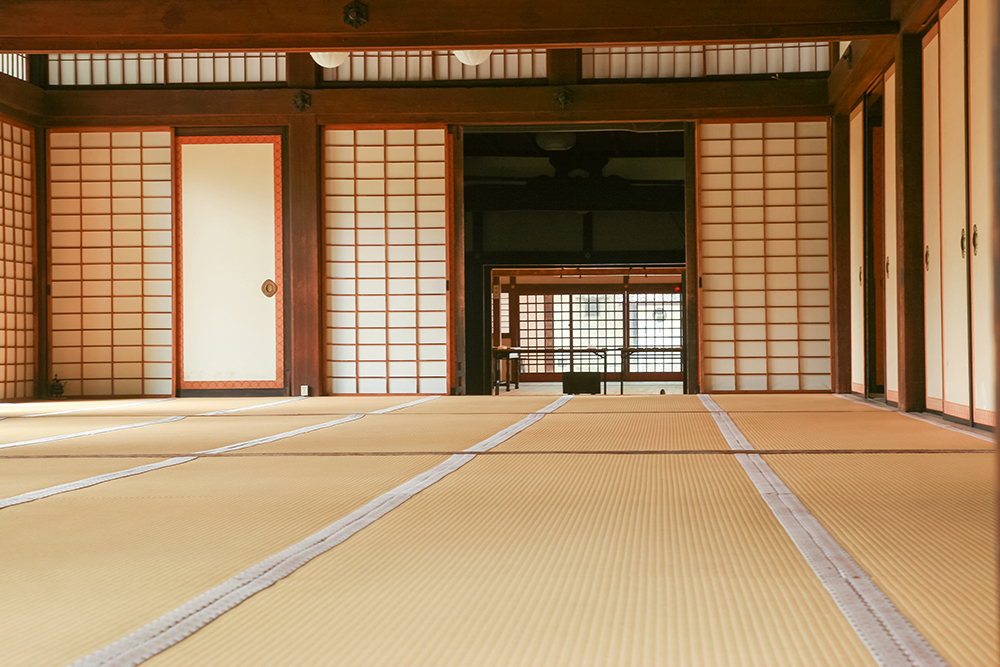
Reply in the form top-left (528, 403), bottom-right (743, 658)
top-left (322, 49), bottom-right (546, 82)
top-left (698, 121), bottom-right (831, 392)
top-left (323, 128), bottom-right (450, 395)
top-left (48, 129), bottom-right (174, 397)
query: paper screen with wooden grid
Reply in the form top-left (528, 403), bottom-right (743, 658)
top-left (323, 128), bottom-right (449, 395)
top-left (699, 121), bottom-right (831, 392)
top-left (582, 43), bottom-right (829, 79)
top-left (47, 53), bottom-right (286, 85)
top-left (0, 54), bottom-right (28, 81)
top-left (48, 129), bottom-right (174, 398)
top-left (849, 104), bottom-right (865, 394)
top-left (0, 117), bottom-right (34, 399)
top-left (321, 49), bottom-right (546, 83)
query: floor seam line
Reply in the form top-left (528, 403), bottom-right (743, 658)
top-left (67, 393), bottom-right (572, 667)
top-left (698, 394), bottom-right (950, 667)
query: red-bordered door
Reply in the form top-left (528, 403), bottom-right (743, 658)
top-left (175, 135), bottom-right (284, 390)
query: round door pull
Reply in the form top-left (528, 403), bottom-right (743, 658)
top-left (961, 228), bottom-right (967, 259)
top-left (885, 256), bottom-right (890, 277)
top-left (858, 266), bottom-right (863, 286)
top-left (973, 224), bottom-right (979, 256)
top-left (261, 279), bottom-right (278, 297)
top-left (925, 245), bottom-right (930, 271)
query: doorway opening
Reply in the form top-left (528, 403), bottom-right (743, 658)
top-left (462, 126), bottom-right (689, 395)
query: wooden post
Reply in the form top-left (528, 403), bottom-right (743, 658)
top-left (546, 49), bottom-right (581, 86)
top-left (895, 34), bottom-right (926, 412)
top-left (450, 127), bottom-right (466, 395)
top-left (34, 129), bottom-right (49, 398)
top-left (683, 123), bottom-right (699, 393)
top-left (830, 113), bottom-right (853, 393)
top-left (286, 115), bottom-right (323, 395)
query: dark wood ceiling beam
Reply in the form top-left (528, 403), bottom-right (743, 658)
top-left (829, 0), bottom-right (945, 112)
top-left (0, 74), bottom-right (45, 125)
top-left (0, 0), bottom-right (896, 52)
top-left (40, 78), bottom-right (831, 127)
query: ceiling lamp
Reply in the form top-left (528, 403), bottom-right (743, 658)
top-left (453, 50), bottom-right (492, 67)
top-left (535, 132), bottom-right (577, 151)
top-left (310, 52), bottom-right (349, 69)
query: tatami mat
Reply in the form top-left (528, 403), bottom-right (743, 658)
top-left (554, 394), bottom-right (708, 412)
top-left (3, 415), bottom-right (345, 456)
top-left (145, 454), bottom-right (876, 667)
top-left (731, 411), bottom-right (989, 450)
top-left (0, 457), bottom-right (166, 499)
top-left (0, 455), bottom-right (448, 667)
top-left (767, 453), bottom-right (999, 667)
top-left (710, 393), bottom-right (882, 412)
top-left (249, 396), bottom-right (424, 415)
top-left (494, 412), bottom-right (730, 452)
top-left (0, 399), bottom-right (167, 418)
top-left (251, 413), bottom-right (530, 453)
top-left (0, 416), bottom-right (165, 446)
top-left (393, 395), bottom-right (558, 413)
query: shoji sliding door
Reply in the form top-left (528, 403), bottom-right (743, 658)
top-left (967, 0), bottom-right (995, 426)
top-left (48, 129), bottom-right (174, 397)
top-left (698, 120), bottom-right (832, 392)
top-left (922, 28), bottom-right (945, 413)
top-left (322, 127), bottom-right (450, 395)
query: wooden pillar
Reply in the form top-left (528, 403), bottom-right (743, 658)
top-left (285, 53), bottom-right (318, 89)
top-left (546, 49), bottom-right (581, 86)
top-left (287, 115), bottom-right (323, 395)
top-left (895, 34), bottom-right (927, 412)
top-left (830, 113), bottom-right (853, 393)
top-left (34, 129), bottom-right (49, 397)
top-left (449, 127), bottom-right (466, 395)
top-left (683, 123), bottom-right (699, 393)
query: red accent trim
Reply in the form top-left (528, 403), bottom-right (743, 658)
top-left (973, 408), bottom-right (996, 427)
top-left (175, 135), bottom-right (285, 390)
top-left (943, 400), bottom-right (971, 420)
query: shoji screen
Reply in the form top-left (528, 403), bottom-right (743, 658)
top-left (323, 128), bottom-right (449, 395)
top-left (849, 104), bottom-right (865, 394)
top-left (968, 0), bottom-right (995, 426)
top-left (1, 117), bottom-right (34, 399)
top-left (322, 50), bottom-right (545, 83)
top-left (883, 67), bottom-right (900, 405)
top-left (699, 120), bottom-right (832, 392)
top-left (48, 129), bottom-right (174, 397)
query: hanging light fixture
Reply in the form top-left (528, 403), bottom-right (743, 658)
top-left (310, 52), bottom-right (349, 69)
top-left (452, 50), bottom-right (492, 67)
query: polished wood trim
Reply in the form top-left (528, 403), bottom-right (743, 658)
top-left (449, 127), bottom-right (467, 395)
top-left (830, 37), bottom-right (897, 113)
top-left (287, 115), bottom-right (324, 396)
top-left (1, 0), bottom-right (896, 52)
top-left (830, 113), bottom-right (853, 393)
top-left (41, 78), bottom-right (832, 127)
top-left (547, 49), bottom-right (581, 86)
top-left (684, 122), bottom-right (699, 394)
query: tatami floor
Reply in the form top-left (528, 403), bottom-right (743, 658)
top-left (0, 394), bottom-right (996, 666)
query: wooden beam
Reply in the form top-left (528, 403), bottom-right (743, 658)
top-left (42, 78), bottom-right (832, 126)
top-left (285, 52), bottom-right (319, 89)
top-left (0, 73), bottom-right (44, 125)
top-left (0, 0), bottom-right (896, 52)
top-left (286, 115), bottom-right (324, 396)
top-left (829, 37), bottom-right (896, 113)
top-left (894, 34), bottom-right (925, 412)
top-left (830, 113), bottom-right (852, 393)
top-left (546, 49), bottom-right (580, 87)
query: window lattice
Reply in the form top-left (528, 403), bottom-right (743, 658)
top-left (629, 293), bottom-right (683, 373)
top-left (48, 53), bottom-right (286, 85)
top-left (0, 54), bottom-right (28, 81)
top-left (1, 118), bottom-right (34, 399)
top-left (321, 49), bottom-right (546, 83)
top-left (582, 43), bottom-right (829, 79)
